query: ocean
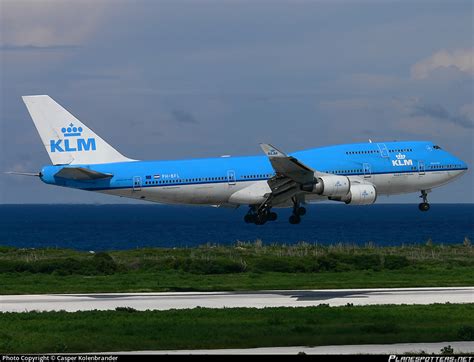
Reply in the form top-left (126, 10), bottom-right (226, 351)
top-left (1, 204), bottom-right (473, 251)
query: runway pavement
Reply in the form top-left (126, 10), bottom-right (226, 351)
top-left (0, 287), bottom-right (472, 312)
top-left (124, 341), bottom-right (474, 354)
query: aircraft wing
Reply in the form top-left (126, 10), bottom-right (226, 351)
top-left (259, 143), bottom-right (322, 207)
top-left (54, 167), bottom-right (113, 181)
top-left (259, 143), bottom-right (315, 184)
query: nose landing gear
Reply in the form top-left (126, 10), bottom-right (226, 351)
top-left (418, 190), bottom-right (430, 211)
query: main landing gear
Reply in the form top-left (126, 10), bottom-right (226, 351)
top-left (244, 198), bottom-right (307, 225)
top-left (289, 198), bottom-right (306, 225)
top-left (418, 190), bottom-right (430, 212)
top-left (244, 205), bottom-right (278, 225)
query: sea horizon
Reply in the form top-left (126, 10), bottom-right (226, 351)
top-left (2, 204), bottom-right (473, 251)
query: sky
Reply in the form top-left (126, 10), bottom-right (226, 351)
top-left (0, 0), bottom-right (473, 204)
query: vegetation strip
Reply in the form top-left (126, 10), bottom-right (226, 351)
top-left (0, 242), bottom-right (473, 294)
top-left (0, 303), bottom-right (473, 353)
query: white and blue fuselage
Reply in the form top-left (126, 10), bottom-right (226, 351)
top-left (41, 141), bottom-right (466, 205)
top-left (19, 95), bottom-right (468, 224)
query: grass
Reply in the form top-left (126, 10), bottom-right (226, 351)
top-left (0, 242), bottom-right (472, 294)
top-left (0, 304), bottom-right (473, 353)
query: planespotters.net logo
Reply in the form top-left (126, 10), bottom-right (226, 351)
top-left (388, 355), bottom-right (473, 362)
top-left (49, 123), bottom-right (96, 153)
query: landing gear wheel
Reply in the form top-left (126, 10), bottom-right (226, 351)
top-left (268, 212), bottom-right (278, 221)
top-left (244, 214), bottom-right (254, 223)
top-left (254, 214), bottom-right (268, 225)
top-left (289, 214), bottom-right (301, 224)
top-left (297, 207), bottom-right (306, 216)
top-left (418, 202), bottom-right (430, 212)
top-left (418, 190), bottom-right (430, 212)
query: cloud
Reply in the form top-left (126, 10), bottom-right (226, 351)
top-left (1, 0), bottom-right (109, 47)
top-left (460, 103), bottom-right (474, 120)
top-left (0, 45), bottom-right (81, 51)
top-left (410, 102), bottom-right (474, 129)
top-left (411, 49), bottom-right (474, 79)
top-left (170, 110), bottom-right (199, 124)
top-left (319, 98), bottom-right (371, 112)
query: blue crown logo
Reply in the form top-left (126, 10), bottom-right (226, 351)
top-left (61, 123), bottom-right (83, 137)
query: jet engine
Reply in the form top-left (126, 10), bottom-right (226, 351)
top-left (343, 184), bottom-right (377, 205)
top-left (304, 175), bottom-right (350, 198)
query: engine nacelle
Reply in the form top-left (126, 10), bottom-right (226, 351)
top-left (311, 175), bottom-right (350, 198)
top-left (344, 184), bottom-right (377, 205)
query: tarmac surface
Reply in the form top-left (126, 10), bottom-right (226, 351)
top-left (123, 341), bottom-right (474, 354)
top-left (1, 287), bottom-right (472, 312)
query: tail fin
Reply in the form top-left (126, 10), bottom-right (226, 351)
top-left (22, 95), bottom-right (134, 165)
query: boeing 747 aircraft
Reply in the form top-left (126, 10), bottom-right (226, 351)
top-left (12, 95), bottom-right (468, 224)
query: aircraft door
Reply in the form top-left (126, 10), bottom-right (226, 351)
top-left (377, 143), bottom-right (389, 158)
top-left (363, 163), bottom-right (372, 179)
top-left (133, 176), bottom-right (142, 191)
top-left (418, 161), bottom-right (425, 175)
top-left (227, 170), bottom-right (236, 185)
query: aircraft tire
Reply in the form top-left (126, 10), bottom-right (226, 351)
top-left (418, 202), bottom-right (430, 211)
top-left (297, 207), bottom-right (306, 216)
top-left (289, 214), bottom-right (301, 224)
top-left (254, 214), bottom-right (268, 225)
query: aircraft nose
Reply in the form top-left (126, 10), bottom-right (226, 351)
top-left (456, 157), bottom-right (468, 172)
top-left (455, 158), bottom-right (468, 172)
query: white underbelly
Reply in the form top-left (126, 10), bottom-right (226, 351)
top-left (99, 181), bottom-right (255, 205)
top-left (96, 170), bottom-right (463, 205)
top-left (374, 171), bottom-right (457, 195)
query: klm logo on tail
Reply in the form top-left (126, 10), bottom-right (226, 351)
top-left (50, 123), bottom-right (96, 153)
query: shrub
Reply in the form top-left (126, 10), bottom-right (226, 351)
top-left (178, 258), bottom-right (245, 274)
top-left (0, 254), bottom-right (118, 275)
top-left (253, 257), bottom-right (306, 273)
top-left (0, 246), bottom-right (15, 253)
top-left (360, 322), bottom-right (399, 334)
top-left (440, 345), bottom-right (454, 355)
top-left (457, 325), bottom-right (474, 340)
top-left (115, 307), bottom-right (137, 313)
top-left (92, 252), bottom-right (118, 274)
top-left (384, 255), bottom-right (410, 269)
top-left (315, 255), bottom-right (339, 272)
top-left (336, 254), bottom-right (382, 271)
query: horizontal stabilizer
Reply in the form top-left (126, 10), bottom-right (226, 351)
top-left (54, 167), bottom-right (113, 181)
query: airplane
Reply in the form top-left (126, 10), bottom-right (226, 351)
top-left (10, 95), bottom-right (468, 225)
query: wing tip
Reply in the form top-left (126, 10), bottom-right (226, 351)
top-left (260, 143), bottom-right (287, 157)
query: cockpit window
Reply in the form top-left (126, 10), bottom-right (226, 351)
top-left (433, 145), bottom-right (442, 150)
